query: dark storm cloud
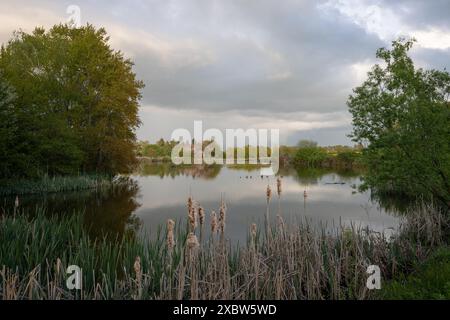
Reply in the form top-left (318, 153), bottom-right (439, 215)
top-left (126, 0), bottom-right (384, 114)
top-left (379, 0), bottom-right (450, 30)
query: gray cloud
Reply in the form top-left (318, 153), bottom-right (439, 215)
top-left (0, 0), bottom-right (449, 145)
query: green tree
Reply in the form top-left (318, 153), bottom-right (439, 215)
top-left (348, 38), bottom-right (450, 207)
top-left (0, 24), bottom-right (144, 177)
top-left (0, 74), bottom-right (19, 177)
top-left (294, 140), bottom-right (327, 167)
top-left (297, 139), bottom-right (318, 148)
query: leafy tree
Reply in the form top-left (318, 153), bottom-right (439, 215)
top-left (0, 24), bottom-right (144, 177)
top-left (348, 38), bottom-right (450, 207)
top-left (294, 140), bottom-right (327, 167)
top-left (297, 139), bottom-right (318, 148)
top-left (0, 74), bottom-right (20, 177)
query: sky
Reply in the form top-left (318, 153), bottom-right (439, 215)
top-left (1, 0), bottom-right (449, 146)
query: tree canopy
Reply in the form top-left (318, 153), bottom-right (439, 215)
top-left (0, 24), bottom-right (144, 178)
top-left (348, 38), bottom-right (450, 207)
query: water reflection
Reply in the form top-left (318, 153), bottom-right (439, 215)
top-left (5, 165), bottom-right (411, 243)
top-left (132, 165), bottom-right (401, 243)
top-left (3, 177), bottom-right (141, 240)
top-left (138, 163), bottom-right (222, 179)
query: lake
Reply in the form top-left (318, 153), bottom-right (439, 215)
top-left (8, 164), bottom-right (401, 244)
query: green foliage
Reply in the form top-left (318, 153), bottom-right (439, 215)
top-left (348, 38), bottom-right (450, 207)
top-left (0, 24), bottom-right (144, 178)
top-left (0, 174), bottom-right (113, 196)
top-left (380, 247), bottom-right (450, 299)
top-left (137, 139), bottom-right (177, 159)
top-left (0, 74), bottom-right (19, 177)
top-left (294, 141), bottom-right (328, 167)
top-left (297, 139), bottom-right (318, 148)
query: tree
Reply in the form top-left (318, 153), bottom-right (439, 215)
top-left (297, 139), bottom-right (318, 148)
top-left (0, 74), bottom-right (19, 177)
top-left (348, 38), bottom-right (450, 207)
top-left (0, 24), bottom-right (144, 177)
top-left (294, 140), bottom-right (327, 167)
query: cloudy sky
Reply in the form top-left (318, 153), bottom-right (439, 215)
top-left (1, 0), bottom-right (449, 145)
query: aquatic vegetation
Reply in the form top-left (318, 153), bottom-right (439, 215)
top-left (0, 200), bottom-right (446, 300)
top-left (0, 174), bottom-right (117, 196)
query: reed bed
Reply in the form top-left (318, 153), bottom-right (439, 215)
top-left (0, 174), bottom-right (119, 196)
top-left (0, 196), bottom-right (447, 300)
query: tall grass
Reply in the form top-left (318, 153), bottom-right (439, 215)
top-left (0, 200), bottom-right (447, 300)
top-left (0, 174), bottom-right (118, 196)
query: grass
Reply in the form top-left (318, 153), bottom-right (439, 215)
top-left (0, 200), bottom-right (447, 300)
top-left (379, 247), bottom-right (450, 299)
top-left (0, 174), bottom-right (119, 196)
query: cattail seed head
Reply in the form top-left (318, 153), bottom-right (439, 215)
top-left (266, 185), bottom-right (272, 202)
top-left (187, 196), bottom-right (193, 212)
top-left (198, 207), bottom-right (205, 226)
top-left (219, 203), bottom-right (226, 234)
top-left (186, 232), bottom-right (200, 250)
top-left (276, 177), bottom-right (282, 197)
top-left (167, 219), bottom-right (175, 250)
top-left (211, 210), bottom-right (218, 234)
top-left (188, 199), bottom-right (197, 232)
top-left (134, 256), bottom-right (141, 277)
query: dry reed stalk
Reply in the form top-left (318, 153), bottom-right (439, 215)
top-left (186, 232), bottom-right (200, 299)
top-left (211, 210), bottom-right (218, 234)
top-left (198, 207), bottom-right (205, 242)
top-left (250, 223), bottom-right (259, 298)
top-left (250, 223), bottom-right (257, 245)
top-left (265, 185), bottom-right (272, 238)
top-left (133, 256), bottom-right (142, 299)
top-left (167, 219), bottom-right (175, 251)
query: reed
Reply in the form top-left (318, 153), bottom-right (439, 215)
top-left (0, 174), bottom-right (120, 196)
top-left (0, 201), bottom-right (447, 300)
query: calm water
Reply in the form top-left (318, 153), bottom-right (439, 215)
top-left (8, 164), bottom-right (402, 243)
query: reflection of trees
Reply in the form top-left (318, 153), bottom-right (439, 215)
top-left (290, 167), bottom-right (362, 185)
top-left (83, 177), bottom-right (142, 240)
top-left (138, 163), bottom-right (222, 180)
top-left (15, 177), bottom-right (142, 240)
top-left (369, 190), bottom-right (420, 216)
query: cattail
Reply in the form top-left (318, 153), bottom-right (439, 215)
top-left (198, 207), bottom-right (205, 226)
top-left (56, 258), bottom-right (62, 276)
top-left (211, 210), bottom-right (218, 234)
top-left (186, 232), bottom-right (199, 250)
top-left (219, 203), bottom-right (226, 234)
top-left (251, 223), bottom-right (257, 241)
top-left (14, 196), bottom-right (19, 208)
top-left (187, 196), bottom-right (193, 213)
top-left (277, 214), bottom-right (285, 231)
top-left (134, 256), bottom-right (141, 277)
top-left (188, 198), bottom-right (197, 231)
top-left (276, 177), bottom-right (282, 197)
top-left (133, 256), bottom-right (142, 299)
top-left (266, 185), bottom-right (272, 202)
top-left (167, 219), bottom-right (175, 250)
